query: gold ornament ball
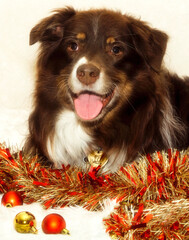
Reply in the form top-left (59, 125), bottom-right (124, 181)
top-left (14, 211), bottom-right (38, 234)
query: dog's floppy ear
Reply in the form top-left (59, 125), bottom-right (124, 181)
top-left (30, 7), bottom-right (76, 45)
top-left (128, 19), bottom-right (168, 72)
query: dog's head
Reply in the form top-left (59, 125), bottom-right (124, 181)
top-left (30, 7), bottom-right (168, 124)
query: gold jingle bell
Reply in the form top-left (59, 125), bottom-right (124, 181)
top-left (88, 150), bottom-right (108, 168)
top-left (14, 211), bottom-right (38, 234)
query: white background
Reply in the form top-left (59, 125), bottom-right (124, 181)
top-left (0, 0), bottom-right (188, 239)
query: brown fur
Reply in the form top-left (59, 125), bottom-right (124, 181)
top-left (25, 7), bottom-right (189, 171)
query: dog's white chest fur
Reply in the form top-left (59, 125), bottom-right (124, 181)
top-left (47, 110), bottom-right (128, 172)
top-left (47, 110), bottom-right (92, 168)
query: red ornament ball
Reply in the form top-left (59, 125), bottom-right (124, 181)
top-left (1, 191), bottom-right (23, 207)
top-left (42, 213), bottom-right (66, 234)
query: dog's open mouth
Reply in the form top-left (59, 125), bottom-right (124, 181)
top-left (73, 91), bottom-right (114, 120)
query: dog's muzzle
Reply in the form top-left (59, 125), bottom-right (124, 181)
top-left (71, 63), bottom-right (115, 121)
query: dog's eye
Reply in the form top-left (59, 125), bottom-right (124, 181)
top-left (67, 42), bottom-right (79, 52)
top-left (111, 46), bottom-right (123, 56)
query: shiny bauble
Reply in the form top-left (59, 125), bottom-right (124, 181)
top-left (1, 191), bottom-right (23, 207)
top-left (42, 213), bottom-right (68, 234)
top-left (14, 211), bottom-right (38, 234)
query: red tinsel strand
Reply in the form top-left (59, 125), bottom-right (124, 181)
top-left (104, 199), bottom-right (189, 240)
top-left (0, 149), bottom-right (188, 203)
top-left (0, 148), bottom-right (188, 203)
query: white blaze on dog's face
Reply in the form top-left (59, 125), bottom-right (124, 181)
top-left (68, 56), bottom-right (117, 121)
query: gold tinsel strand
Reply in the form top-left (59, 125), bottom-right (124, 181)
top-left (104, 199), bottom-right (189, 239)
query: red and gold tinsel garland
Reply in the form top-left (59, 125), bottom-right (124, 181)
top-left (0, 144), bottom-right (189, 239)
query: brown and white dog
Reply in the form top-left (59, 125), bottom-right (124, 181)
top-left (25, 7), bottom-right (189, 172)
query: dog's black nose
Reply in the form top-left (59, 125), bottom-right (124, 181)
top-left (76, 64), bottom-right (100, 85)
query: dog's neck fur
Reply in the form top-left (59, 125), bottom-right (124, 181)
top-left (46, 109), bottom-right (129, 172)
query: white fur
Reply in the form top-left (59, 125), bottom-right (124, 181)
top-left (47, 110), bottom-right (93, 168)
top-left (46, 108), bottom-right (128, 173)
top-left (69, 57), bottom-right (106, 95)
top-left (47, 108), bottom-right (128, 173)
top-left (103, 146), bottom-right (128, 173)
top-left (160, 97), bottom-right (186, 148)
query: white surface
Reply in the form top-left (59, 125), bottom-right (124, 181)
top-left (0, 195), bottom-right (116, 240)
top-left (0, 0), bottom-right (188, 239)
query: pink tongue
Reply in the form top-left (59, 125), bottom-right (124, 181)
top-left (74, 94), bottom-right (103, 120)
